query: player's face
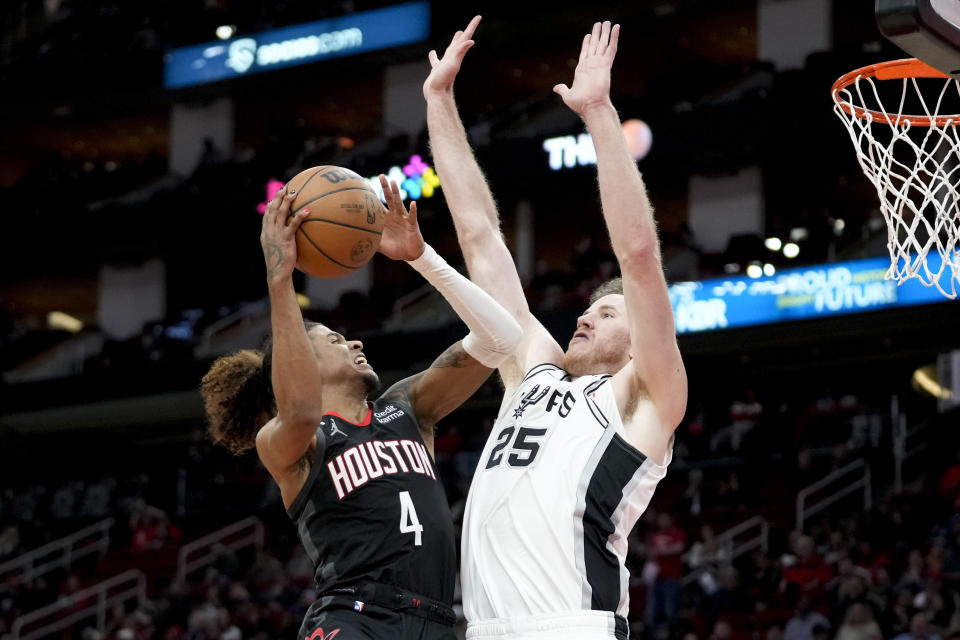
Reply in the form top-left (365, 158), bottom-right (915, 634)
top-left (562, 294), bottom-right (632, 377)
top-left (307, 325), bottom-right (380, 393)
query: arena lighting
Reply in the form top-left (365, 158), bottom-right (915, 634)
top-left (764, 237), bottom-right (783, 251)
top-left (165, 2), bottom-right (430, 88)
top-left (668, 255), bottom-right (950, 334)
top-left (746, 264), bottom-right (763, 278)
top-left (763, 263), bottom-right (776, 276)
top-left (833, 218), bottom-right (846, 234)
top-left (257, 154), bottom-right (439, 213)
top-left (783, 242), bottom-right (801, 258)
top-left (543, 119), bottom-right (653, 170)
top-left (216, 25), bottom-right (236, 40)
top-left (789, 227), bottom-right (809, 241)
top-left (723, 263), bottom-right (741, 274)
top-left (47, 311), bottom-right (83, 333)
top-left (913, 365), bottom-right (952, 399)
top-left (365, 155), bottom-right (440, 202)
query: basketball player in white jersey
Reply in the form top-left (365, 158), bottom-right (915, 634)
top-left (424, 17), bottom-right (687, 639)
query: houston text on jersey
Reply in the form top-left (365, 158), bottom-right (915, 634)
top-left (327, 439), bottom-right (436, 499)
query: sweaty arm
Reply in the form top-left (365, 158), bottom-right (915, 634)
top-left (557, 22), bottom-right (687, 448)
top-left (382, 244), bottom-right (523, 441)
top-left (424, 16), bottom-right (563, 391)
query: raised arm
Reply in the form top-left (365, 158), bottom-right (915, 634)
top-left (554, 22), bottom-right (687, 438)
top-left (375, 177), bottom-right (522, 449)
top-left (423, 16), bottom-right (562, 389)
top-left (253, 187), bottom-right (323, 473)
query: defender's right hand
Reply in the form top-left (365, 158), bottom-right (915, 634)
top-left (423, 15), bottom-right (481, 100)
top-left (260, 185), bottom-right (309, 284)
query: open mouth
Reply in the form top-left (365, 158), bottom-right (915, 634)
top-left (571, 332), bottom-right (589, 342)
top-left (354, 354), bottom-right (368, 366)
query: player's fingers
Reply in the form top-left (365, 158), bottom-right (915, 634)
top-left (462, 15), bottom-right (481, 41)
top-left (553, 84), bottom-right (569, 97)
top-left (578, 33), bottom-right (590, 64)
top-left (608, 24), bottom-right (620, 57)
top-left (409, 200), bottom-right (418, 222)
top-left (428, 50), bottom-right (440, 67)
top-left (265, 185), bottom-right (285, 222)
top-left (590, 22), bottom-right (602, 55)
top-left (378, 175), bottom-right (396, 210)
top-left (457, 40), bottom-right (475, 59)
top-left (277, 187), bottom-right (297, 219)
top-left (599, 21), bottom-right (611, 52)
top-left (452, 30), bottom-right (463, 44)
top-left (288, 208), bottom-right (310, 231)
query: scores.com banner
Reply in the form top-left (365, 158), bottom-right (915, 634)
top-left (164, 2), bottom-right (430, 88)
top-left (669, 256), bottom-right (951, 334)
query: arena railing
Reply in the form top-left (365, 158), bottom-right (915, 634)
top-left (796, 458), bottom-right (871, 532)
top-left (893, 412), bottom-right (932, 493)
top-left (10, 569), bottom-right (145, 640)
top-left (0, 518), bottom-right (114, 592)
top-left (175, 516), bottom-right (264, 581)
top-left (680, 515), bottom-right (769, 587)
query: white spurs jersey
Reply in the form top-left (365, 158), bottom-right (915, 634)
top-left (462, 363), bottom-right (672, 627)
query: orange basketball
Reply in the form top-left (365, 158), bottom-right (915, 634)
top-left (285, 166), bottom-right (385, 278)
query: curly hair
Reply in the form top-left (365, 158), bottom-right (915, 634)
top-left (200, 343), bottom-right (275, 455)
top-left (589, 277), bottom-right (624, 304)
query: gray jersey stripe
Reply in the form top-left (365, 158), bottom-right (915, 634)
top-left (573, 413), bottom-right (621, 609)
top-left (608, 455), bottom-right (657, 615)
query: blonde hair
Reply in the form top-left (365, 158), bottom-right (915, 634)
top-left (589, 277), bottom-right (623, 304)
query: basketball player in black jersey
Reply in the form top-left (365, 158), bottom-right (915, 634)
top-left (201, 174), bottom-right (522, 640)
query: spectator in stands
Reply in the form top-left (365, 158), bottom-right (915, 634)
top-left (939, 449), bottom-right (960, 503)
top-left (834, 602), bottom-right (882, 640)
top-left (892, 612), bottom-right (943, 640)
top-left (645, 511), bottom-right (687, 632)
top-left (781, 535), bottom-right (833, 595)
top-left (784, 593), bottom-right (830, 640)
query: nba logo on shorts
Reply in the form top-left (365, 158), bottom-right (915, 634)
top-left (354, 600), bottom-right (365, 612)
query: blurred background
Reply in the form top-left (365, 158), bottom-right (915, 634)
top-left (3, 0), bottom-right (960, 638)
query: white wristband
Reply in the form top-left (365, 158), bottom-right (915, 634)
top-left (407, 244), bottom-right (522, 368)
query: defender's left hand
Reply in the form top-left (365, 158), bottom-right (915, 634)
top-left (553, 21), bottom-right (620, 117)
top-left (377, 175), bottom-right (425, 261)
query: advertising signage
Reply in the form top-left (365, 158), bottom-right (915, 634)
top-left (164, 1), bottom-right (430, 88)
top-left (669, 256), bottom-right (950, 334)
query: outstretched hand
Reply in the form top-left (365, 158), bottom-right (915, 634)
top-left (377, 175), bottom-right (426, 261)
top-left (260, 185), bottom-right (309, 284)
top-left (553, 21), bottom-right (620, 117)
top-left (423, 15), bottom-right (481, 99)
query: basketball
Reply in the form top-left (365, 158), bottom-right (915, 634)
top-left (285, 165), bottom-right (385, 278)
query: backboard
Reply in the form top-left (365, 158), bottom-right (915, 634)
top-left (877, 0), bottom-right (960, 76)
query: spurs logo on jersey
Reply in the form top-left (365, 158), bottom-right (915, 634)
top-left (462, 363), bottom-right (673, 627)
top-left (327, 439), bottom-right (436, 499)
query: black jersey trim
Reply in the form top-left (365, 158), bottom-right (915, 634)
top-left (583, 377), bottom-right (612, 428)
top-left (287, 424), bottom-right (329, 520)
top-left (521, 362), bottom-right (564, 383)
top-left (582, 433), bottom-right (647, 612)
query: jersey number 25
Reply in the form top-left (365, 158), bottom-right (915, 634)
top-left (485, 426), bottom-right (547, 469)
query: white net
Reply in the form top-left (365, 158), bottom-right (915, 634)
top-left (833, 66), bottom-right (960, 298)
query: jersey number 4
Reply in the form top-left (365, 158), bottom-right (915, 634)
top-left (485, 426), bottom-right (547, 469)
top-left (398, 491), bottom-right (423, 546)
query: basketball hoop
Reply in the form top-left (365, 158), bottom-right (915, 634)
top-left (832, 58), bottom-right (960, 299)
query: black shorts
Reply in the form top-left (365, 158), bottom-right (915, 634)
top-left (298, 596), bottom-right (456, 640)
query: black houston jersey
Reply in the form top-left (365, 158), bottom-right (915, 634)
top-left (462, 364), bottom-right (673, 624)
top-left (287, 397), bottom-right (456, 604)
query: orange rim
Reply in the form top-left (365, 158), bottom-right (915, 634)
top-left (831, 58), bottom-right (958, 127)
